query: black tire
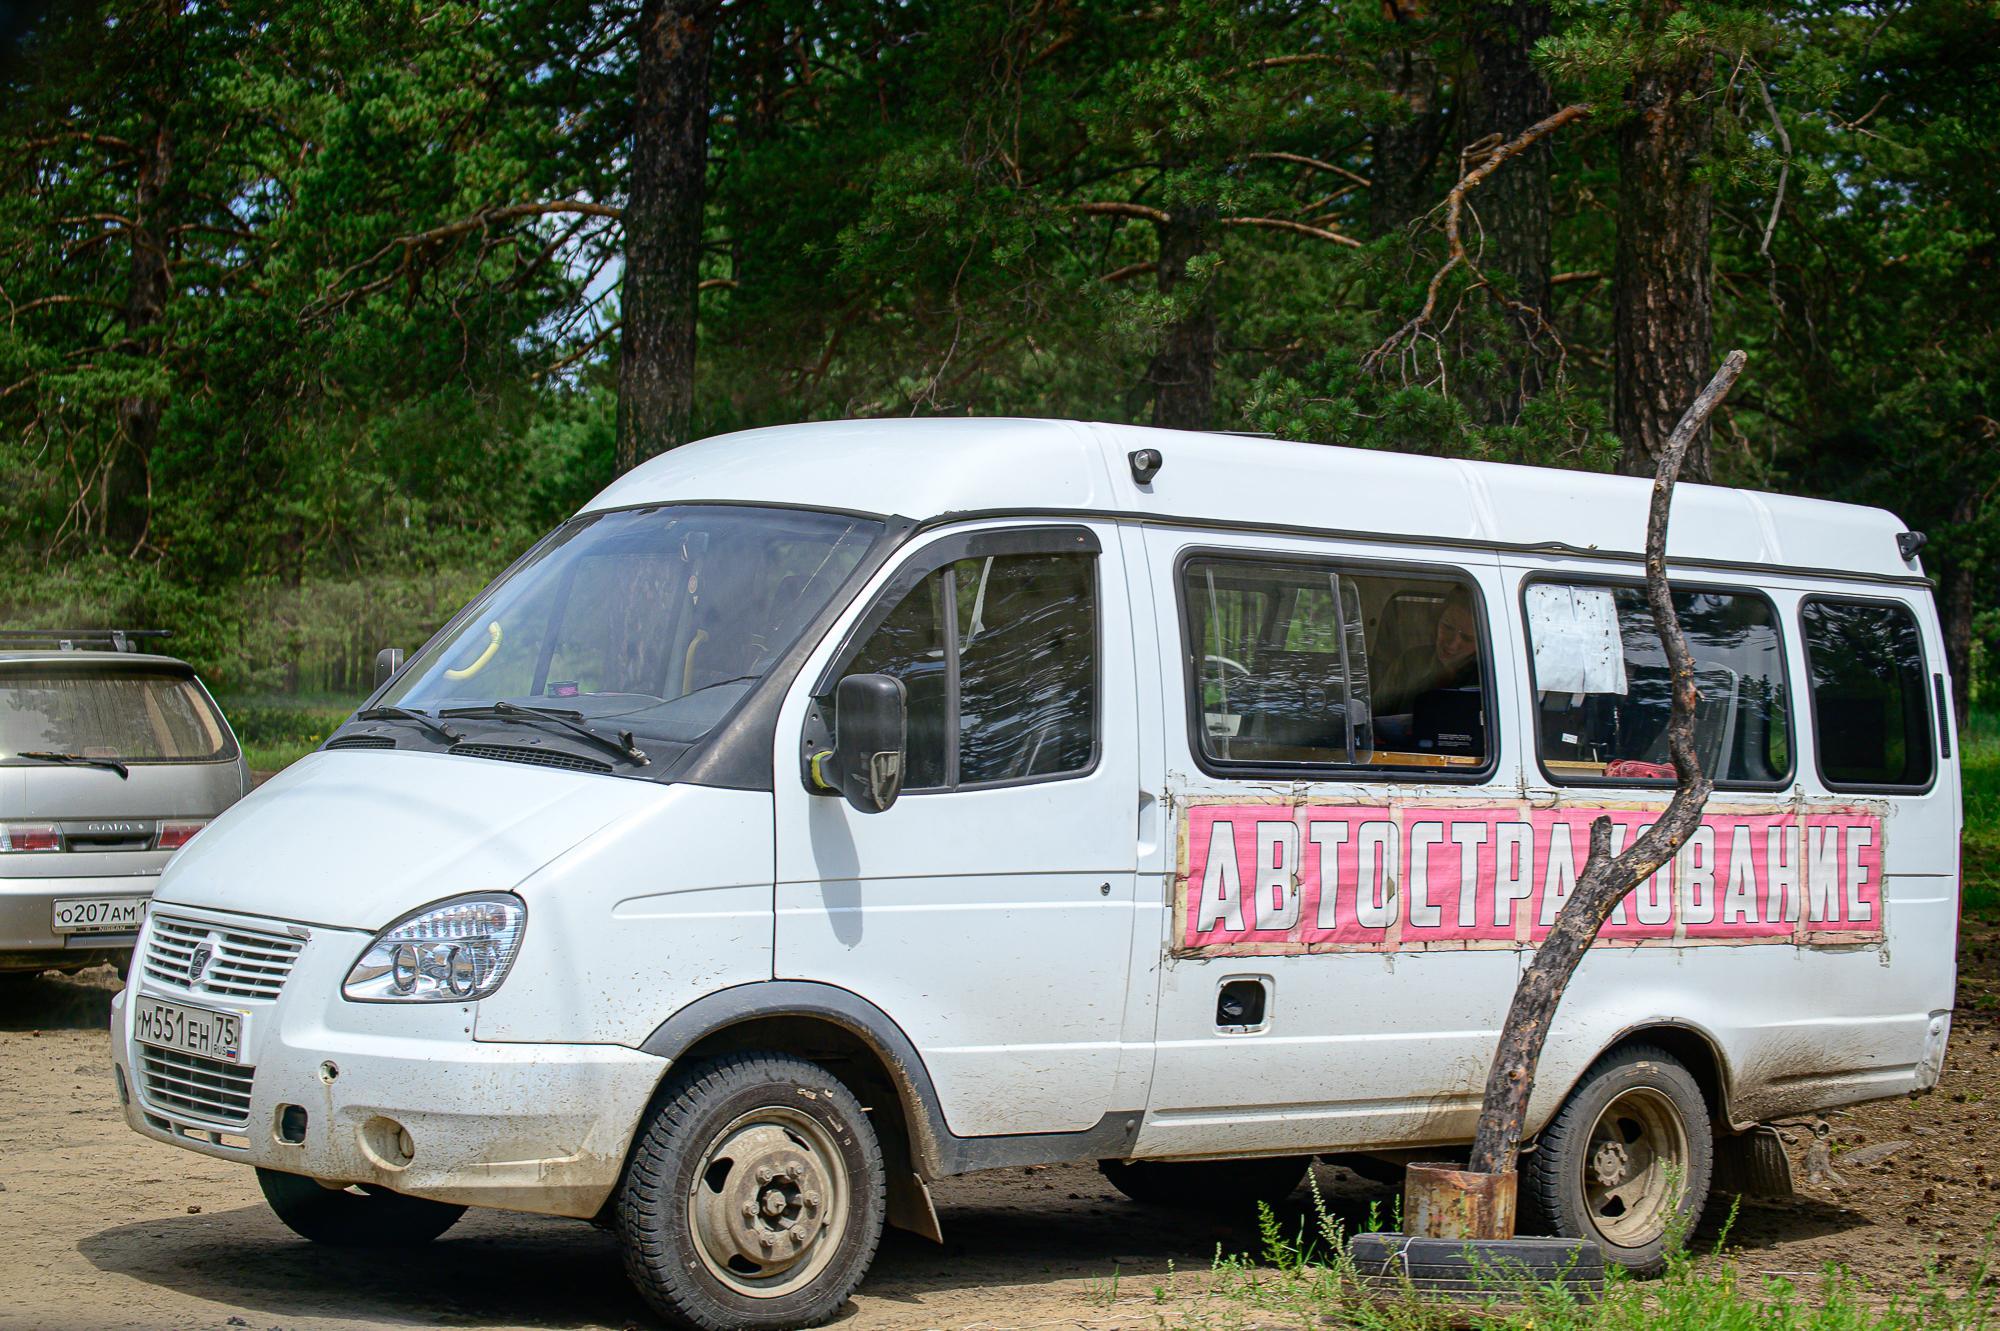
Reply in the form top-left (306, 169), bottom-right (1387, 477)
top-left (1099, 1155), bottom-right (1313, 1213)
top-left (1348, 1232), bottom-right (1605, 1298)
top-left (617, 1053), bottom-right (886, 1331)
top-left (255, 1167), bottom-right (466, 1247)
top-left (1521, 1044), bottom-right (1712, 1277)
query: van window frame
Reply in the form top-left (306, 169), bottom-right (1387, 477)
top-left (809, 523), bottom-right (1105, 794)
top-left (1517, 572), bottom-right (1795, 793)
top-left (1171, 545), bottom-right (1501, 785)
top-left (1797, 591), bottom-right (1938, 796)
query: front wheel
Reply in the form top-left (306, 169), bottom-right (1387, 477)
top-left (255, 1168), bottom-right (466, 1246)
top-left (1521, 1044), bottom-right (1712, 1276)
top-left (617, 1053), bottom-right (886, 1331)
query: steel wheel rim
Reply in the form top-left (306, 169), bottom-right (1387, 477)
top-left (1581, 1085), bottom-right (1688, 1248)
top-left (686, 1105), bottom-right (850, 1299)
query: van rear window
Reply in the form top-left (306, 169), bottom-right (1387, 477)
top-left (1181, 558), bottom-right (1492, 775)
top-left (1800, 598), bottom-right (1932, 790)
top-left (0, 667), bottom-right (233, 763)
top-left (1526, 582), bottom-right (1791, 787)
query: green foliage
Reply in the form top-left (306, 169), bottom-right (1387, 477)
top-left (1964, 708), bottom-right (2000, 918)
top-left (0, 0), bottom-right (1993, 703)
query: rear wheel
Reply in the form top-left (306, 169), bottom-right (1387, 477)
top-left (617, 1053), bottom-right (886, 1331)
top-left (1521, 1044), bottom-right (1712, 1276)
top-left (1099, 1155), bottom-right (1314, 1214)
top-left (255, 1168), bottom-right (466, 1247)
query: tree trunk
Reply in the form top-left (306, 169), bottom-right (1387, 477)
top-left (1368, 0), bottom-right (1446, 235)
top-left (1460, 0), bottom-right (1554, 420)
top-left (110, 117), bottom-right (174, 548)
top-left (1464, 350), bottom-right (1743, 1182)
top-left (1612, 6), bottom-right (1716, 482)
top-left (615, 0), bottom-right (715, 475)
top-left (1148, 204), bottom-right (1217, 431)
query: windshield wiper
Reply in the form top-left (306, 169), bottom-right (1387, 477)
top-left (19, 751), bottom-right (129, 779)
top-left (355, 706), bottom-right (464, 745)
top-left (439, 702), bottom-right (648, 766)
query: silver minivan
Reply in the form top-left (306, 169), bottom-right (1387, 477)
top-left (1, 630), bottom-right (249, 976)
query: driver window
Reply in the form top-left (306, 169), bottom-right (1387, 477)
top-left (834, 550), bottom-right (1098, 791)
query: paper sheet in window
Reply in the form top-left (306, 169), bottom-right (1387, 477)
top-left (1527, 584), bottom-right (1629, 695)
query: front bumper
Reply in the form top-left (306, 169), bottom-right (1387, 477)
top-left (0, 872), bottom-right (155, 967)
top-left (112, 903), bottom-right (668, 1218)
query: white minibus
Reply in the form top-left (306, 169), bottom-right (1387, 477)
top-left (112, 419), bottom-right (1959, 1330)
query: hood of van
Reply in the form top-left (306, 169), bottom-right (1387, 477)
top-left (154, 749), bottom-right (670, 931)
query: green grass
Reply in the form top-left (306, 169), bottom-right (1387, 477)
top-left (216, 693), bottom-right (363, 773)
top-left (1169, 1189), bottom-right (1998, 1331)
top-left (1962, 707), bottom-right (2000, 919)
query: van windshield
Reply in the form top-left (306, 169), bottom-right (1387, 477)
top-left (0, 665), bottom-right (234, 763)
top-left (381, 505), bottom-right (883, 747)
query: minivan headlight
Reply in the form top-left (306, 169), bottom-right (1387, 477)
top-left (343, 893), bottom-right (525, 1003)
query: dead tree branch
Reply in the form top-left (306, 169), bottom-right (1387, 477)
top-left (1465, 350), bottom-right (1747, 1179)
top-left (1245, 151), bottom-right (1372, 188)
top-left (1362, 104), bottom-right (1592, 378)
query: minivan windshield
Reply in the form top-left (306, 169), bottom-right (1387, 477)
top-left (0, 665), bottom-right (234, 763)
top-left (381, 505), bottom-right (883, 750)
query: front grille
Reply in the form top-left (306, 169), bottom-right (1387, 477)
top-left (452, 743), bottom-right (612, 774)
top-left (138, 1046), bottom-right (254, 1128)
top-left (144, 914), bottom-right (304, 1000)
top-left (326, 734), bottom-right (394, 750)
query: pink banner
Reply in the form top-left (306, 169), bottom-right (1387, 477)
top-left (1174, 800), bottom-right (1884, 955)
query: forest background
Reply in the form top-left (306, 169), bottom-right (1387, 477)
top-left (1, 0), bottom-right (1994, 717)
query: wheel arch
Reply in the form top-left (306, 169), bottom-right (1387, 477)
top-left (636, 980), bottom-right (1140, 1181)
top-left (1531, 1021), bottom-right (1737, 1139)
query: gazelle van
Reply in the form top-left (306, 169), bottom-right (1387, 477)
top-left (112, 419), bottom-right (1959, 1330)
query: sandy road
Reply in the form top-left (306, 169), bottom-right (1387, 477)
top-left (3, 947), bottom-right (1997, 1331)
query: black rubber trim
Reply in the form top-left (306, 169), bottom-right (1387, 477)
top-left (637, 979), bottom-right (1141, 1177)
top-left (911, 505), bottom-right (1939, 590)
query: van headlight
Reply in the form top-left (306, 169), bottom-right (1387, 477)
top-left (343, 893), bottom-right (526, 1003)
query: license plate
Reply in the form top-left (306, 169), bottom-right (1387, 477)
top-left (52, 896), bottom-right (147, 934)
top-left (133, 997), bottom-right (245, 1063)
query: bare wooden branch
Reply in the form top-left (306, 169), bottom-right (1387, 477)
top-left (1219, 53), bottom-right (1339, 77)
top-left (1362, 103), bottom-right (1593, 377)
top-left (1099, 261), bottom-right (1158, 283)
top-left (1245, 151), bottom-right (1372, 188)
top-left (1464, 350), bottom-right (1748, 1180)
top-left (1219, 215), bottom-right (1363, 248)
top-left (1074, 201), bottom-right (1172, 225)
top-left (1551, 270), bottom-right (1604, 286)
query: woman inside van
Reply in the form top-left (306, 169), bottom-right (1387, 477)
top-left (1374, 586), bottom-right (1484, 756)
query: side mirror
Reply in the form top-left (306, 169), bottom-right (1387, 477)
top-left (831, 673), bottom-right (907, 813)
top-left (374, 647), bottom-right (406, 689)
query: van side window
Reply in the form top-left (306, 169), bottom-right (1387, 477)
top-left (1181, 558), bottom-right (1489, 772)
top-left (1800, 598), bottom-right (1933, 789)
top-left (838, 552), bottom-right (1097, 789)
top-left (1526, 582), bottom-right (1791, 787)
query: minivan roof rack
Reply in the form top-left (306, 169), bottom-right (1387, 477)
top-left (0, 628), bottom-right (172, 653)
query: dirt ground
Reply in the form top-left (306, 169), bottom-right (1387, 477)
top-left (3, 931), bottom-right (1996, 1331)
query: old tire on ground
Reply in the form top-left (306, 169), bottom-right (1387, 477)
top-left (1348, 1232), bottom-right (1604, 1299)
top-left (1521, 1043), bottom-right (1712, 1276)
top-left (1099, 1155), bottom-right (1314, 1213)
top-left (616, 1052), bottom-right (885, 1331)
top-left (255, 1167), bottom-right (466, 1246)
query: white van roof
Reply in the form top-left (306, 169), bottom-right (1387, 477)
top-left (583, 418), bottom-right (1924, 585)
